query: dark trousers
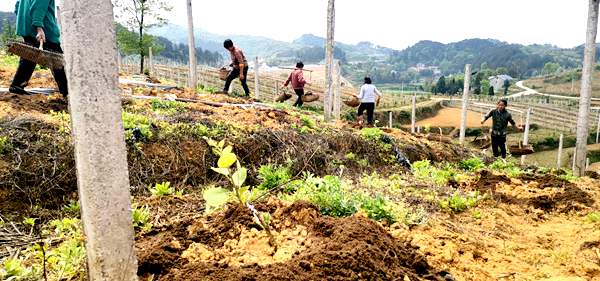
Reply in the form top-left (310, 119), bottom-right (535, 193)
top-left (358, 102), bottom-right (375, 125)
top-left (491, 134), bottom-right (507, 158)
top-left (224, 66), bottom-right (250, 96)
top-left (11, 36), bottom-right (68, 97)
top-left (293, 88), bottom-right (304, 107)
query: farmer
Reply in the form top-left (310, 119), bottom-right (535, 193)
top-left (283, 61), bottom-right (307, 107)
top-left (10, 0), bottom-right (68, 97)
top-left (222, 39), bottom-right (250, 96)
top-left (481, 99), bottom-right (522, 159)
top-left (353, 77), bottom-right (382, 127)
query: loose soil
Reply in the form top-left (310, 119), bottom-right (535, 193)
top-left (415, 107), bottom-right (486, 128)
top-left (136, 200), bottom-right (447, 281)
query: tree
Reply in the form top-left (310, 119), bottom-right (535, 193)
top-left (0, 19), bottom-right (16, 49)
top-left (113, 0), bottom-right (172, 74)
top-left (435, 76), bottom-right (447, 94)
top-left (503, 79), bottom-right (511, 95)
top-left (116, 23), bottom-right (164, 64)
top-left (473, 73), bottom-right (482, 95)
top-left (542, 62), bottom-right (560, 76)
top-left (574, 0), bottom-right (599, 176)
top-left (488, 86), bottom-right (495, 96)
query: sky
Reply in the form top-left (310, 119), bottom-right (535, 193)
top-left (0, 0), bottom-right (591, 50)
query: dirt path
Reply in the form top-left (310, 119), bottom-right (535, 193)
top-left (415, 107), bottom-right (486, 128)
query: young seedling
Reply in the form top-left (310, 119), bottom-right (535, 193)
top-left (148, 182), bottom-right (174, 196)
top-left (248, 203), bottom-right (276, 248)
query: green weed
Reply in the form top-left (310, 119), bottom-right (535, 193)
top-left (0, 136), bottom-right (10, 154)
top-left (50, 111), bottom-right (71, 135)
top-left (586, 212), bottom-right (600, 223)
top-left (150, 99), bottom-right (187, 115)
top-left (122, 112), bottom-right (153, 142)
top-left (257, 164), bottom-right (291, 191)
top-left (284, 175), bottom-right (357, 217)
top-left (458, 157), bottom-right (485, 172)
top-left (132, 204), bottom-right (152, 232)
top-left (148, 182), bottom-right (174, 196)
top-left (360, 127), bottom-right (383, 141)
top-left (488, 159), bottom-right (523, 177)
top-left (62, 201), bottom-right (80, 215)
top-left (412, 160), bottom-right (456, 186)
top-left (439, 191), bottom-right (484, 213)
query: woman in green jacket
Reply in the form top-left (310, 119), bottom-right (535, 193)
top-left (10, 0), bottom-right (68, 97)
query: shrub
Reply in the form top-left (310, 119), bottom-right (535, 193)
top-left (257, 164), bottom-right (291, 191)
top-left (458, 157), bottom-right (485, 172)
top-left (439, 191), bottom-right (483, 213)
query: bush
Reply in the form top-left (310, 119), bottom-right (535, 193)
top-left (458, 157), bottom-right (485, 172)
top-left (439, 191), bottom-right (483, 213)
top-left (257, 164), bottom-right (292, 191)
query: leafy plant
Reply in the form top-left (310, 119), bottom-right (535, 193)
top-left (202, 186), bottom-right (231, 213)
top-left (0, 258), bottom-right (29, 280)
top-left (150, 99), bottom-right (187, 115)
top-left (206, 138), bottom-right (256, 205)
top-left (148, 182), bottom-right (174, 196)
top-left (412, 160), bottom-right (456, 185)
top-left (472, 210), bottom-right (482, 219)
top-left (285, 175), bottom-right (357, 217)
top-left (63, 201), bottom-right (80, 215)
top-left (257, 164), bottom-right (291, 191)
top-left (300, 115), bottom-right (317, 129)
top-left (439, 191), bottom-right (483, 213)
top-left (0, 136), bottom-right (11, 154)
top-left (360, 127), bottom-right (383, 141)
top-left (122, 112), bottom-right (153, 142)
top-left (458, 157), bottom-right (485, 172)
top-left (488, 159), bottom-right (522, 177)
top-left (357, 195), bottom-right (396, 223)
top-left (132, 204), bottom-right (152, 232)
top-left (586, 211), bottom-right (600, 223)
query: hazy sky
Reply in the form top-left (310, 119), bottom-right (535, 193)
top-left (0, 0), bottom-right (591, 49)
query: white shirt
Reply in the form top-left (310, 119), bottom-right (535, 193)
top-left (357, 84), bottom-right (381, 103)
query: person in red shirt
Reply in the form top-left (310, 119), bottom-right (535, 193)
top-left (284, 62), bottom-right (307, 107)
top-left (223, 39), bottom-right (250, 96)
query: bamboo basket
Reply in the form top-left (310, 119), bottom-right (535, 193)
top-left (302, 92), bottom-right (319, 103)
top-left (219, 68), bottom-right (230, 81)
top-left (276, 92), bottom-right (292, 102)
top-left (343, 97), bottom-right (360, 107)
top-left (509, 142), bottom-right (534, 156)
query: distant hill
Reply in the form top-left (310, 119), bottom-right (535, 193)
top-left (151, 24), bottom-right (597, 84)
top-left (0, 11), bottom-right (16, 32)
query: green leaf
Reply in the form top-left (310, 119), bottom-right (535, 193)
top-left (238, 186), bottom-right (250, 204)
top-left (203, 187), bottom-right (231, 213)
top-left (232, 168), bottom-right (247, 188)
top-left (218, 152), bottom-right (237, 168)
top-left (218, 139), bottom-right (225, 149)
top-left (223, 145), bottom-right (233, 154)
top-left (211, 167), bottom-right (230, 176)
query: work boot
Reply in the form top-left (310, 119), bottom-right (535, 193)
top-left (9, 85), bottom-right (32, 95)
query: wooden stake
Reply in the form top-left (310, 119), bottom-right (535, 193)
top-left (459, 64), bottom-right (472, 145)
top-left (61, 0), bottom-right (138, 279)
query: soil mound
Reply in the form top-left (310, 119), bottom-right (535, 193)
top-left (137, 201), bottom-right (447, 281)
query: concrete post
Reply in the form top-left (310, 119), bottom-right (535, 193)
top-left (324, 0), bottom-right (335, 121)
top-left (254, 57), bottom-right (260, 99)
top-left (411, 94), bottom-right (417, 134)
top-left (557, 133), bottom-right (564, 169)
top-left (333, 60), bottom-right (342, 120)
top-left (521, 108), bottom-right (532, 165)
top-left (574, 0), bottom-right (600, 176)
top-left (587, 157), bottom-right (590, 170)
top-left (596, 110), bottom-right (600, 143)
top-left (388, 111), bottom-right (393, 128)
top-left (148, 47), bottom-right (153, 75)
top-left (186, 0), bottom-right (198, 89)
top-left (61, 0), bottom-right (138, 280)
top-left (459, 64), bottom-right (472, 145)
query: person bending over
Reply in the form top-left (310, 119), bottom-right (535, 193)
top-left (222, 39), bottom-right (250, 96)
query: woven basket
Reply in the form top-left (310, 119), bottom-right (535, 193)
top-left (302, 92), bottom-right (319, 103)
top-left (219, 68), bottom-right (230, 81)
top-left (276, 92), bottom-right (293, 102)
top-left (343, 97), bottom-right (360, 107)
top-left (509, 144), bottom-right (534, 156)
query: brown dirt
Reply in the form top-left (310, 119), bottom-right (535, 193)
top-left (415, 107), bottom-right (485, 128)
top-left (136, 200), bottom-right (447, 281)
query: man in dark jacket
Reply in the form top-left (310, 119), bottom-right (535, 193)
top-left (10, 0), bottom-right (68, 97)
top-left (481, 99), bottom-right (522, 158)
top-left (222, 39), bottom-right (250, 96)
